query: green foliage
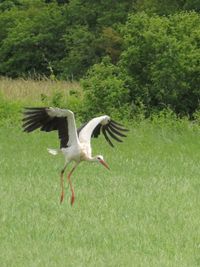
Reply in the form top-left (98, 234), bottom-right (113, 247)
top-left (184, 0), bottom-right (200, 12)
top-left (65, 0), bottom-right (133, 29)
top-left (0, 1), bottom-right (66, 77)
top-left (0, 94), bottom-right (22, 126)
top-left (135, 0), bottom-right (200, 14)
top-left (40, 89), bottom-right (83, 119)
top-left (60, 26), bottom-right (97, 79)
top-left (0, 0), bottom-right (133, 79)
top-left (0, 0), bottom-right (21, 12)
top-left (119, 12), bottom-right (200, 116)
top-left (45, 0), bottom-right (69, 4)
top-left (81, 12), bottom-right (200, 118)
top-left (81, 57), bottom-right (130, 119)
top-left (50, 91), bottom-right (64, 107)
top-left (0, 1), bottom-right (199, 117)
top-left (56, 0), bottom-right (133, 78)
top-left (95, 27), bottom-right (123, 64)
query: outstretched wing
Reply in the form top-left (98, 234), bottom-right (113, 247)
top-left (22, 107), bottom-right (79, 148)
top-left (78, 115), bottom-right (128, 147)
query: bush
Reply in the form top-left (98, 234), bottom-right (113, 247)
top-left (40, 89), bottom-right (83, 120)
top-left (134, 0), bottom-right (200, 15)
top-left (59, 26), bottom-right (97, 79)
top-left (119, 12), bottom-right (200, 117)
top-left (81, 57), bottom-right (130, 119)
top-left (0, 1), bottom-right (65, 77)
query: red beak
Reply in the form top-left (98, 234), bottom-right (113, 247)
top-left (99, 159), bottom-right (110, 170)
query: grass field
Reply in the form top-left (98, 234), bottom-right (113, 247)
top-left (0, 120), bottom-right (200, 267)
top-left (0, 77), bottom-right (81, 103)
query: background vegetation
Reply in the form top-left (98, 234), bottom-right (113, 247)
top-left (0, 0), bottom-right (199, 118)
top-left (0, 1), bottom-right (200, 266)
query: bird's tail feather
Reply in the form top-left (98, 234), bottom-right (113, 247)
top-left (47, 148), bottom-right (60, 156)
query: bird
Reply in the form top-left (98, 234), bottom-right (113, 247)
top-left (22, 107), bottom-right (128, 205)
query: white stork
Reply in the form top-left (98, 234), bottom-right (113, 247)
top-left (22, 107), bottom-right (128, 205)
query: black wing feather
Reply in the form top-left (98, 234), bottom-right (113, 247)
top-left (110, 121), bottom-right (129, 132)
top-left (24, 108), bottom-right (128, 149)
top-left (92, 123), bottom-right (102, 138)
top-left (77, 122), bottom-right (88, 136)
top-left (77, 121), bottom-right (102, 138)
top-left (102, 126), bottom-right (114, 147)
top-left (78, 117), bottom-right (128, 147)
top-left (108, 124), bottom-right (127, 137)
top-left (110, 119), bottom-right (124, 127)
top-left (22, 107), bottom-right (69, 148)
top-left (24, 121), bottom-right (43, 133)
top-left (106, 126), bottom-right (123, 142)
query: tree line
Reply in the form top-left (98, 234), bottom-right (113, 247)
top-left (0, 0), bottom-right (199, 117)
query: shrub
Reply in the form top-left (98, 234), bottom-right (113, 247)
top-left (81, 57), bottom-right (130, 119)
top-left (0, 1), bottom-right (65, 77)
top-left (59, 26), bottom-right (97, 79)
top-left (40, 89), bottom-right (83, 119)
top-left (120, 12), bottom-right (200, 117)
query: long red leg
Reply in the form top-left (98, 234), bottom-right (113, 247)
top-left (67, 164), bottom-right (79, 206)
top-left (60, 162), bottom-right (69, 204)
top-left (60, 169), bottom-right (65, 203)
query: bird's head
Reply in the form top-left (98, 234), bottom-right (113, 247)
top-left (95, 155), bottom-right (110, 170)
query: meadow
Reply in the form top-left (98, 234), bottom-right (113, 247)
top-left (0, 79), bottom-right (200, 266)
top-left (0, 119), bottom-right (200, 266)
top-left (0, 77), bottom-right (81, 102)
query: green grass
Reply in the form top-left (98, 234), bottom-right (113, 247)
top-left (0, 77), bottom-right (81, 103)
top-left (0, 121), bottom-right (200, 267)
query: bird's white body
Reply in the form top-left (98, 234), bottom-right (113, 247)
top-left (48, 143), bottom-right (90, 162)
top-left (23, 107), bottom-right (127, 205)
top-left (61, 143), bottom-right (89, 163)
top-left (48, 114), bottom-right (111, 164)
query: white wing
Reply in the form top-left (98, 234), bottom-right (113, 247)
top-left (78, 115), bottom-right (129, 148)
top-left (78, 115), bottom-right (110, 145)
top-left (46, 107), bottom-right (79, 146)
top-left (23, 107), bottom-right (79, 147)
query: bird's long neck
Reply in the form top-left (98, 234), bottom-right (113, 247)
top-left (88, 157), bottom-right (97, 162)
top-left (87, 156), bottom-right (97, 162)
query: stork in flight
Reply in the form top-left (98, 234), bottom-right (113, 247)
top-left (22, 107), bottom-right (128, 205)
